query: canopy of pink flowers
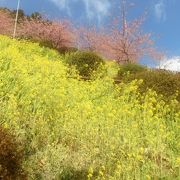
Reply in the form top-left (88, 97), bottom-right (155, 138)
top-left (0, 10), bottom-right (163, 63)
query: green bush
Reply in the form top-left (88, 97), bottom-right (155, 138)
top-left (122, 69), bottom-right (180, 102)
top-left (66, 51), bottom-right (105, 79)
top-left (38, 40), bottom-right (78, 54)
top-left (0, 126), bottom-right (25, 179)
top-left (58, 46), bottom-right (78, 54)
top-left (117, 63), bottom-right (147, 78)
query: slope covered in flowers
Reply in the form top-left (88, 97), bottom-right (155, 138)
top-left (0, 36), bottom-right (179, 179)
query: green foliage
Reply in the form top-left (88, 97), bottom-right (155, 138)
top-left (0, 7), bottom-right (40, 20)
top-left (0, 7), bottom-right (25, 20)
top-left (0, 126), bottom-right (25, 179)
top-left (58, 46), bottom-right (78, 54)
top-left (117, 63), bottom-right (147, 78)
top-left (11, 9), bottom-right (25, 20)
top-left (36, 41), bottom-right (78, 55)
top-left (122, 69), bottom-right (180, 102)
top-left (0, 35), bottom-right (179, 179)
top-left (66, 51), bottom-right (105, 79)
top-left (30, 12), bottom-right (42, 20)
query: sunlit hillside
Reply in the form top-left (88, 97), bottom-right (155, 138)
top-left (0, 36), bottom-right (179, 179)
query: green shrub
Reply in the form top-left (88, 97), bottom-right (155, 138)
top-left (38, 40), bottom-right (78, 54)
top-left (117, 63), bottom-right (147, 78)
top-left (58, 46), bottom-right (78, 54)
top-left (122, 69), bottom-right (180, 102)
top-left (66, 51), bottom-right (105, 79)
top-left (0, 126), bottom-right (25, 179)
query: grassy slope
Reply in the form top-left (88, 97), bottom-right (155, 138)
top-left (0, 36), bottom-right (179, 179)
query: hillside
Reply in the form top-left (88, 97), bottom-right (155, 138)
top-left (0, 36), bottom-right (179, 179)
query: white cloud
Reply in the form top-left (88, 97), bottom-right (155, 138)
top-left (158, 56), bottom-right (180, 72)
top-left (48, 0), bottom-right (111, 23)
top-left (154, 0), bottom-right (166, 22)
top-left (50, 0), bottom-right (66, 9)
top-left (82, 0), bottom-right (110, 21)
top-left (50, 0), bottom-right (72, 16)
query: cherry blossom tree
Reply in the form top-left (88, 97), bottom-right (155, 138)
top-left (77, 0), bottom-right (163, 63)
top-left (18, 18), bottom-right (76, 50)
top-left (77, 26), bottom-right (107, 53)
top-left (0, 10), bottom-right (14, 36)
top-left (105, 17), bottom-right (163, 63)
top-left (106, 0), bottom-right (163, 63)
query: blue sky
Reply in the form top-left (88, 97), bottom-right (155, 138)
top-left (0, 0), bottom-right (180, 67)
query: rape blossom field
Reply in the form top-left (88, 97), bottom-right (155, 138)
top-left (0, 35), bottom-right (179, 179)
